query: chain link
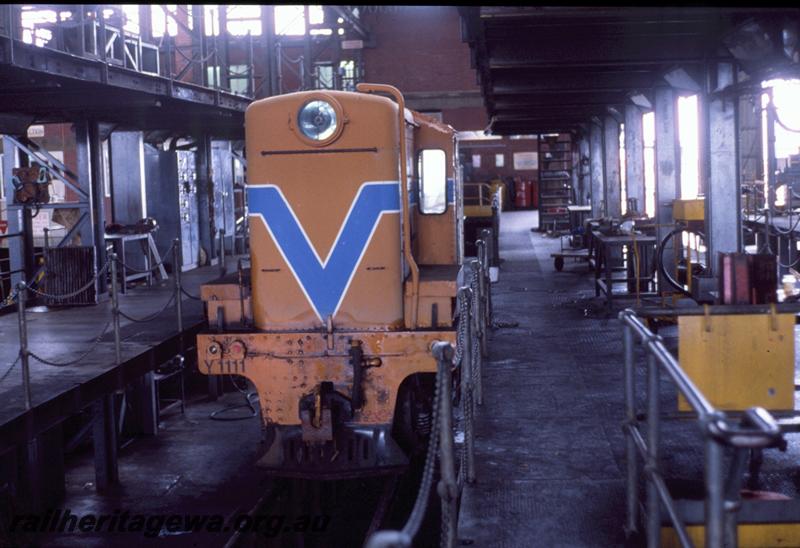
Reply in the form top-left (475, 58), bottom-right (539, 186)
top-left (28, 320), bottom-right (112, 367)
top-left (400, 348), bottom-right (443, 541)
top-left (0, 351), bottom-right (22, 383)
top-left (118, 289), bottom-right (177, 323)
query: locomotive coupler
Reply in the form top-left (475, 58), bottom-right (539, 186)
top-left (299, 381), bottom-right (353, 443)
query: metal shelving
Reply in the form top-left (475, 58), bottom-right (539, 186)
top-left (538, 134), bottom-right (573, 232)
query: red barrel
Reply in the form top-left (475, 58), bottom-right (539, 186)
top-left (515, 180), bottom-right (531, 208)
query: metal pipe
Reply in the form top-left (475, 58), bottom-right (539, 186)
top-left (238, 258), bottom-right (246, 326)
top-left (628, 303), bottom-right (800, 318)
top-left (356, 83), bottom-right (420, 328)
top-left (646, 352), bottom-right (661, 548)
top-left (17, 282), bottom-right (31, 410)
top-left (620, 311), bottom-right (716, 418)
top-left (623, 324), bottom-right (638, 537)
top-left (110, 254), bottom-right (121, 366)
top-left (705, 436), bottom-right (726, 547)
top-left (764, 88), bottom-right (776, 254)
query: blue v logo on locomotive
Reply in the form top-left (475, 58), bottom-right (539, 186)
top-left (247, 182), bottom-right (400, 321)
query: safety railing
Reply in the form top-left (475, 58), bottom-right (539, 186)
top-left (365, 247), bottom-right (491, 548)
top-left (1, 238), bottom-right (187, 410)
top-left (0, 4), bottom-right (255, 99)
top-left (620, 309), bottom-right (785, 548)
top-left (463, 182), bottom-right (497, 209)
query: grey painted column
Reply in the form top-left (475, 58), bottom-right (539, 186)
top-left (196, 135), bottom-right (214, 263)
top-left (624, 105), bottom-right (646, 215)
top-left (578, 136), bottom-right (591, 205)
top-left (73, 122), bottom-right (99, 249)
top-left (705, 62), bottom-right (740, 272)
top-left (738, 93), bottom-right (762, 214)
top-left (571, 145), bottom-right (580, 205)
top-left (2, 137), bottom-right (23, 288)
top-left (604, 115), bottom-right (622, 218)
top-left (88, 123), bottom-right (108, 293)
top-left (654, 86), bottom-right (680, 291)
top-left (589, 121), bottom-right (605, 217)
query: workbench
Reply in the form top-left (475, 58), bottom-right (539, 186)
top-left (105, 233), bottom-right (167, 294)
top-left (593, 231), bottom-right (657, 311)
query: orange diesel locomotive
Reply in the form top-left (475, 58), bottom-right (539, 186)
top-left (196, 84), bottom-right (463, 478)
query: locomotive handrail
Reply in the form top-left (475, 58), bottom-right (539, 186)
top-left (356, 82), bottom-right (420, 328)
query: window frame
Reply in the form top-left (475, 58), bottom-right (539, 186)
top-left (416, 148), bottom-right (449, 216)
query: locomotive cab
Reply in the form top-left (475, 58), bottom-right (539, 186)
top-left (196, 85), bottom-right (461, 478)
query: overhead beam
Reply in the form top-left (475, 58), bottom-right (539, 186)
top-left (487, 35), bottom-right (718, 68)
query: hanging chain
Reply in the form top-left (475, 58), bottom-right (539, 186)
top-left (28, 320), bottom-right (112, 367)
top-left (0, 351), bottom-right (22, 383)
top-left (118, 289), bottom-right (177, 323)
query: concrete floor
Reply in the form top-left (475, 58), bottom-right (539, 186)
top-left (4, 211), bottom-right (800, 547)
top-left (458, 210), bottom-right (800, 547)
top-left (23, 392), bottom-right (266, 548)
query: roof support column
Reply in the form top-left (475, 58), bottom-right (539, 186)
top-left (704, 62), bottom-right (740, 273)
top-left (196, 135), bottom-right (214, 263)
top-left (577, 136), bottom-right (591, 206)
top-left (87, 122), bottom-right (107, 294)
top-left (604, 115), bottom-right (622, 218)
top-left (654, 86), bottom-right (680, 291)
top-left (624, 105), bottom-right (646, 215)
top-left (589, 120), bottom-right (605, 217)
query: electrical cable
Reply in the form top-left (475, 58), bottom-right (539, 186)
top-left (657, 227), bottom-right (706, 298)
top-left (209, 375), bottom-right (259, 421)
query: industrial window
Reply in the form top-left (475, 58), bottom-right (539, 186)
top-left (620, 123), bottom-right (626, 214)
top-left (121, 5), bottom-right (140, 35)
top-left (275, 5), bottom-right (325, 36)
top-left (151, 5), bottom-right (178, 37)
top-left (20, 7), bottom-right (56, 47)
top-left (315, 64), bottom-right (334, 89)
top-left (229, 64), bottom-right (250, 95)
top-left (418, 149), bottom-right (448, 215)
top-left (678, 95), bottom-right (699, 199)
top-left (495, 154), bottom-right (505, 168)
top-left (227, 5), bottom-right (262, 36)
top-left (204, 5), bottom-right (220, 36)
top-left (207, 65), bottom-right (221, 88)
top-left (339, 60), bottom-right (357, 91)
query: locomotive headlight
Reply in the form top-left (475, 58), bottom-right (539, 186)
top-left (297, 100), bottom-right (338, 141)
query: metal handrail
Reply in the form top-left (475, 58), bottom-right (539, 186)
top-left (463, 182), bottom-right (495, 208)
top-left (620, 308), bottom-right (785, 548)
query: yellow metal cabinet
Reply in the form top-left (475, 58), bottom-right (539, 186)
top-left (678, 313), bottom-right (795, 412)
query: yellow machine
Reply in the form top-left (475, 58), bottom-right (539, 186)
top-left (196, 85), bottom-right (462, 478)
top-left (672, 197), bottom-right (705, 223)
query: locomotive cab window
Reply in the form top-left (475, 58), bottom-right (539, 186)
top-left (417, 149), bottom-right (447, 214)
